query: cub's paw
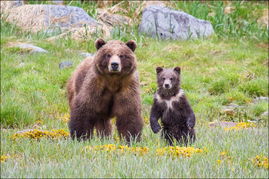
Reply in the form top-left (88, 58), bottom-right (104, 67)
top-left (152, 125), bottom-right (161, 133)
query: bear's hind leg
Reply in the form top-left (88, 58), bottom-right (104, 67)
top-left (189, 128), bottom-right (196, 144)
top-left (116, 115), bottom-right (143, 143)
top-left (161, 129), bottom-right (174, 146)
top-left (175, 129), bottom-right (195, 146)
top-left (95, 119), bottom-right (112, 138)
top-left (69, 119), bottom-right (94, 141)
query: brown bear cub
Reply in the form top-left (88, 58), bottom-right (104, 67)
top-left (67, 39), bottom-right (143, 143)
top-left (150, 67), bottom-right (196, 145)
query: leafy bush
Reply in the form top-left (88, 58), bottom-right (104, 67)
top-left (239, 79), bottom-right (268, 97)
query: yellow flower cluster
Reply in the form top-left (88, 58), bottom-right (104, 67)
top-left (84, 144), bottom-right (149, 156)
top-left (0, 155), bottom-right (9, 163)
top-left (224, 122), bottom-right (256, 131)
top-left (156, 146), bottom-right (203, 158)
top-left (144, 117), bottom-right (150, 125)
top-left (217, 151), bottom-right (232, 165)
top-left (58, 114), bottom-right (70, 123)
top-left (252, 155), bottom-right (268, 169)
top-left (11, 129), bottom-right (69, 140)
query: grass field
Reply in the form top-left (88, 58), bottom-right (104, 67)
top-left (1, 1), bottom-right (268, 178)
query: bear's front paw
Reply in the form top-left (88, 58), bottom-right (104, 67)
top-left (152, 125), bottom-right (161, 133)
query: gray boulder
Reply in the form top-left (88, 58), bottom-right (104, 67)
top-left (261, 111), bottom-right (268, 117)
top-left (79, 52), bottom-right (94, 58)
top-left (59, 61), bottom-right (73, 69)
top-left (253, 96), bottom-right (269, 103)
top-left (139, 5), bottom-right (214, 40)
top-left (0, 0), bottom-right (24, 14)
top-left (9, 43), bottom-right (48, 53)
top-left (3, 5), bottom-right (100, 33)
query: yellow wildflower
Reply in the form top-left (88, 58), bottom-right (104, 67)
top-left (0, 155), bottom-right (9, 163)
top-left (117, 145), bottom-right (129, 153)
top-left (155, 146), bottom-right (203, 158)
top-left (83, 144), bottom-right (149, 156)
top-left (252, 155), bottom-right (268, 169)
top-left (113, 135), bottom-right (120, 142)
top-left (224, 122), bottom-right (256, 131)
top-left (129, 147), bottom-right (149, 156)
top-left (216, 151), bottom-right (232, 166)
top-left (156, 148), bottom-right (166, 156)
top-left (58, 114), bottom-right (70, 123)
top-left (220, 151), bottom-right (227, 157)
top-left (11, 129), bottom-right (69, 140)
top-left (144, 117), bottom-right (150, 125)
top-left (220, 151), bottom-right (232, 160)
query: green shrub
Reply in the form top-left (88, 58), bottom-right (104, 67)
top-left (208, 79), bottom-right (227, 95)
top-left (239, 79), bottom-right (268, 97)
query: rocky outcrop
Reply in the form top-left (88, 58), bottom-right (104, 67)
top-left (2, 4), bottom-right (101, 35)
top-left (0, 0), bottom-right (24, 14)
top-left (8, 42), bottom-right (48, 53)
top-left (59, 61), bottom-right (73, 69)
top-left (139, 5), bottom-right (214, 40)
top-left (97, 9), bottom-right (131, 27)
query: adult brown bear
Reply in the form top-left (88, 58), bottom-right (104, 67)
top-left (67, 39), bottom-right (143, 143)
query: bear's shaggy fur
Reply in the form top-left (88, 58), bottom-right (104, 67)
top-left (150, 67), bottom-right (196, 145)
top-left (67, 39), bottom-right (143, 142)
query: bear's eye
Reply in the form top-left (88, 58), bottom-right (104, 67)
top-left (119, 55), bottom-right (126, 59)
top-left (162, 78), bottom-right (165, 80)
top-left (170, 78), bottom-right (174, 81)
top-left (106, 54), bottom-right (111, 58)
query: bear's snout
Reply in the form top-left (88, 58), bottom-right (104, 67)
top-left (163, 79), bottom-right (172, 89)
top-left (111, 62), bottom-right (119, 71)
top-left (108, 55), bottom-right (122, 72)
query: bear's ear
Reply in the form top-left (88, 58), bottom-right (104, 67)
top-left (126, 40), bottom-right (137, 52)
top-left (95, 38), bottom-right (106, 50)
top-left (156, 67), bottom-right (163, 74)
top-left (174, 67), bottom-right (181, 74)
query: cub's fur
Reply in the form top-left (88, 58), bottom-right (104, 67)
top-left (150, 67), bottom-right (196, 145)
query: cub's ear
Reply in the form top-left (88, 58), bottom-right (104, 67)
top-left (174, 67), bottom-right (181, 74)
top-left (156, 67), bottom-right (163, 74)
top-left (126, 40), bottom-right (137, 52)
top-left (95, 38), bottom-right (106, 50)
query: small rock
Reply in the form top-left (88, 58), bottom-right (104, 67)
top-left (209, 121), bottom-right (237, 128)
top-left (97, 9), bottom-right (132, 27)
top-left (18, 62), bottom-right (25, 67)
top-left (139, 5), bottom-right (214, 40)
top-left (225, 103), bottom-right (240, 109)
top-left (254, 97), bottom-right (269, 103)
top-left (59, 61), bottom-right (73, 69)
top-left (80, 52), bottom-right (94, 58)
top-left (9, 43), bottom-right (48, 53)
top-left (247, 120), bottom-right (257, 123)
top-left (223, 108), bottom-right (235, 116)
top-left (222, 103), bottom-right (241, 115)
top-left (224, 6), bottom-right (235, 14)
top-left (261, 111), bottom-right (268, 117)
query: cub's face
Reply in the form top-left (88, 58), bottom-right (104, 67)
top-left (94, 39), bottom-right (137, 76)
top-left (156, 67), bottom-right (181, 90)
